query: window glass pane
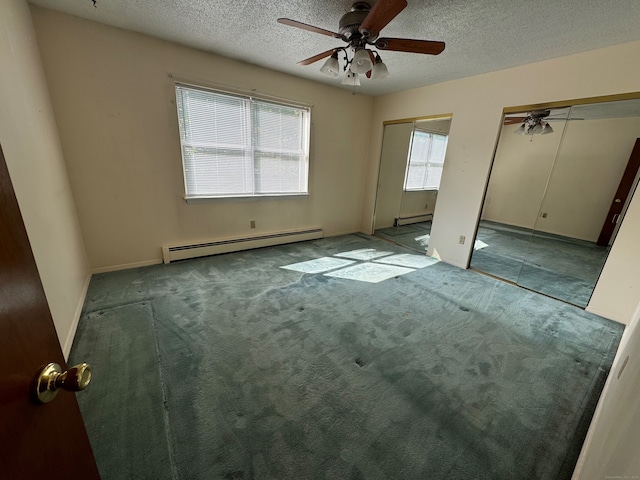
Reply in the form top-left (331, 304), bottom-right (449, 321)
top-left (178, 88), bottom-right (247, 147)
top-left (425, 164), bottom-right (443, 189)
top-left (405, 164), bottom-right (428, 190)
top-left (410, 131), bottom-right (431, 161)
top-left (183, 147), bottom-right (252, 196)
top-left (255, 153), bottom-right (304, 193)
top-left (254, 102), bottom-right (304, 152)
top-left (430, 135), bottom-right (448, 166)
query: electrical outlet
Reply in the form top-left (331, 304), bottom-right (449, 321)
top-left (250, 220), bottom-right (256, 229)
top-left (459, 235), bottom-right (466, 245)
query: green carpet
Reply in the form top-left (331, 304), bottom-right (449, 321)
top-left (70, 234), bottom-right (623, 479)
top-left (72, 303), bottom-right (174, 479)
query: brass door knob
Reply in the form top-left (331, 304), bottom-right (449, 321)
top-left (34, 362), bottom-right (92, 404)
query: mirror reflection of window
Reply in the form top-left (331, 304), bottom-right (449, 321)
top-left (404, 128), bottom-right (448, 191)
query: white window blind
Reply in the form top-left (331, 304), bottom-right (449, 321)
top-left (175, 84), bottom-right (310, 198)
top-left (404, 130), bottom-right (448, 191)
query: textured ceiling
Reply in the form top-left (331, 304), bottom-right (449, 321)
top-left (28, 0), bottom-right (640, 96)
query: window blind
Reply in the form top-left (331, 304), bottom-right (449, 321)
top-left (175, 84), bottom-right (310, 198)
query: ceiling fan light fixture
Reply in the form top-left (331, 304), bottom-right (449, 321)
top-left (341, 70), bottom-right (361, 86)
top-left (515, 124), bottom-right (527, 135)
top-left (540, 122), bottom-right (554, 135)
top-left (350, 48), bottom-right (373, 74)
top-left (370, 55), bottom-right (389, 80)
top-left (319, 52), bottom-right (340, 77)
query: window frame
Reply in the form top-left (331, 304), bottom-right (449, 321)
top-left (174, 82), bottom-right (311, 201)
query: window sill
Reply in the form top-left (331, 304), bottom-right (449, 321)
top-left (185, 193), bottom-right (310, 204)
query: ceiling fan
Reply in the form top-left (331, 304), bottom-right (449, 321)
top-left (277, 0), bottom-right (445, 85)
top-left (504, 110), bottom-right (556, 135)
top-left (504, 109), bottom-right (583, 136)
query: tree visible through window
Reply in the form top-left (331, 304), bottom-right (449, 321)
top-left (175, 84), bottom-right (310, 199)
top-left (404, 129), bottom-right (448, 191)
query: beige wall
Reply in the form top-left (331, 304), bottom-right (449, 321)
top-left (0, 0), bottom-right (90, 356)
top-left (483, 118), bottom-right (640, 242)
top-left (30, 6), bottom-right (373, 271)
top-left (482, 123), bottom-right (561, 229)
top-left (399, 190), bottom-right (437, 219)
top-left (539, 118), bottom-right (640, 241)
top-left (365, 40), bottom-right (640, 324)
top-left (574, 303), bottom-right (640, 479)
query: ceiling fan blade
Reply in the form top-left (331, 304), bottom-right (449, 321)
top-left (545, 116), bottom-right (584, 121)
top-left (359, 0), bottom-right (407, 39)
top-left (277, 18), bottom-right (341, 38)
top-left (375, 37), bottom-right (445, 55)
top-left (504, 117), bottom-right (526, 125)
top-left (297, 49), bottom-right (336, 66)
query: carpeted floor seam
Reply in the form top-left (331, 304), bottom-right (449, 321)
top-left (149, 301), bottom-right (181, 480)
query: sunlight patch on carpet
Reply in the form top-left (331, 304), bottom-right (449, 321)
top-left (474, 240), bottom-right (489, 250)
top-left (324, 262), bottom-right (414, 283)
top-left (280, 257), bottom-right (355, 274)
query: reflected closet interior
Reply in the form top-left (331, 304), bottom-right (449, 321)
top-left (470, 97), bottom-right (640, 307)
top-left (373, 116), bottom-right (452, 253)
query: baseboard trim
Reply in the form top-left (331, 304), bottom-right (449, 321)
top-left (62, 273), bottom-right (92, 360)
top-left (93, 232), bottom-right (363, 273)
top-left (92, 259), bottom-right (162, 274)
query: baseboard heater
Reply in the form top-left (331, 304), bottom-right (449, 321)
top-left (162, 228), bottom-right (323, 264)
top-left (395, 214), bottom-right (433, 227)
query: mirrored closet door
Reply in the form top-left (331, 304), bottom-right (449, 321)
top-left (471, 97), bottom-right (640, 307)
top-left (373, 116), bottom-right (451, 253)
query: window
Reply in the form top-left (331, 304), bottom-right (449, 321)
top-left (403, 129), bottom-right (448, 191)
top-left (175, 84), bottom-right (310, 199)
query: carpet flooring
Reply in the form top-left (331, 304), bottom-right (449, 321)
top-left (469, 221), bottom-right (610, 307)
top-left (70, 234), bottom-right (623, 479)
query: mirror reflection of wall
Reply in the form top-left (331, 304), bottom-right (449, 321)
top-left (471, 97), bottom-right (640, 308)
top-left (373, 116), bottom-right (451, 253)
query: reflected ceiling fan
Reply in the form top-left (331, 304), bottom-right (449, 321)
top-left (277, 0), bottom-right (445, 85)
top-left (504, 109), bottom-right (583, 136)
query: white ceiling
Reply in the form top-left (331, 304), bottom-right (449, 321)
top-left (28, 0), bottom-right (640, 96)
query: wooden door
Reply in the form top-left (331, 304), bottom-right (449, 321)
top-left (0, 145), bottom-right (99, 478)
top-left (597, 138), bottom-right (640, 246)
